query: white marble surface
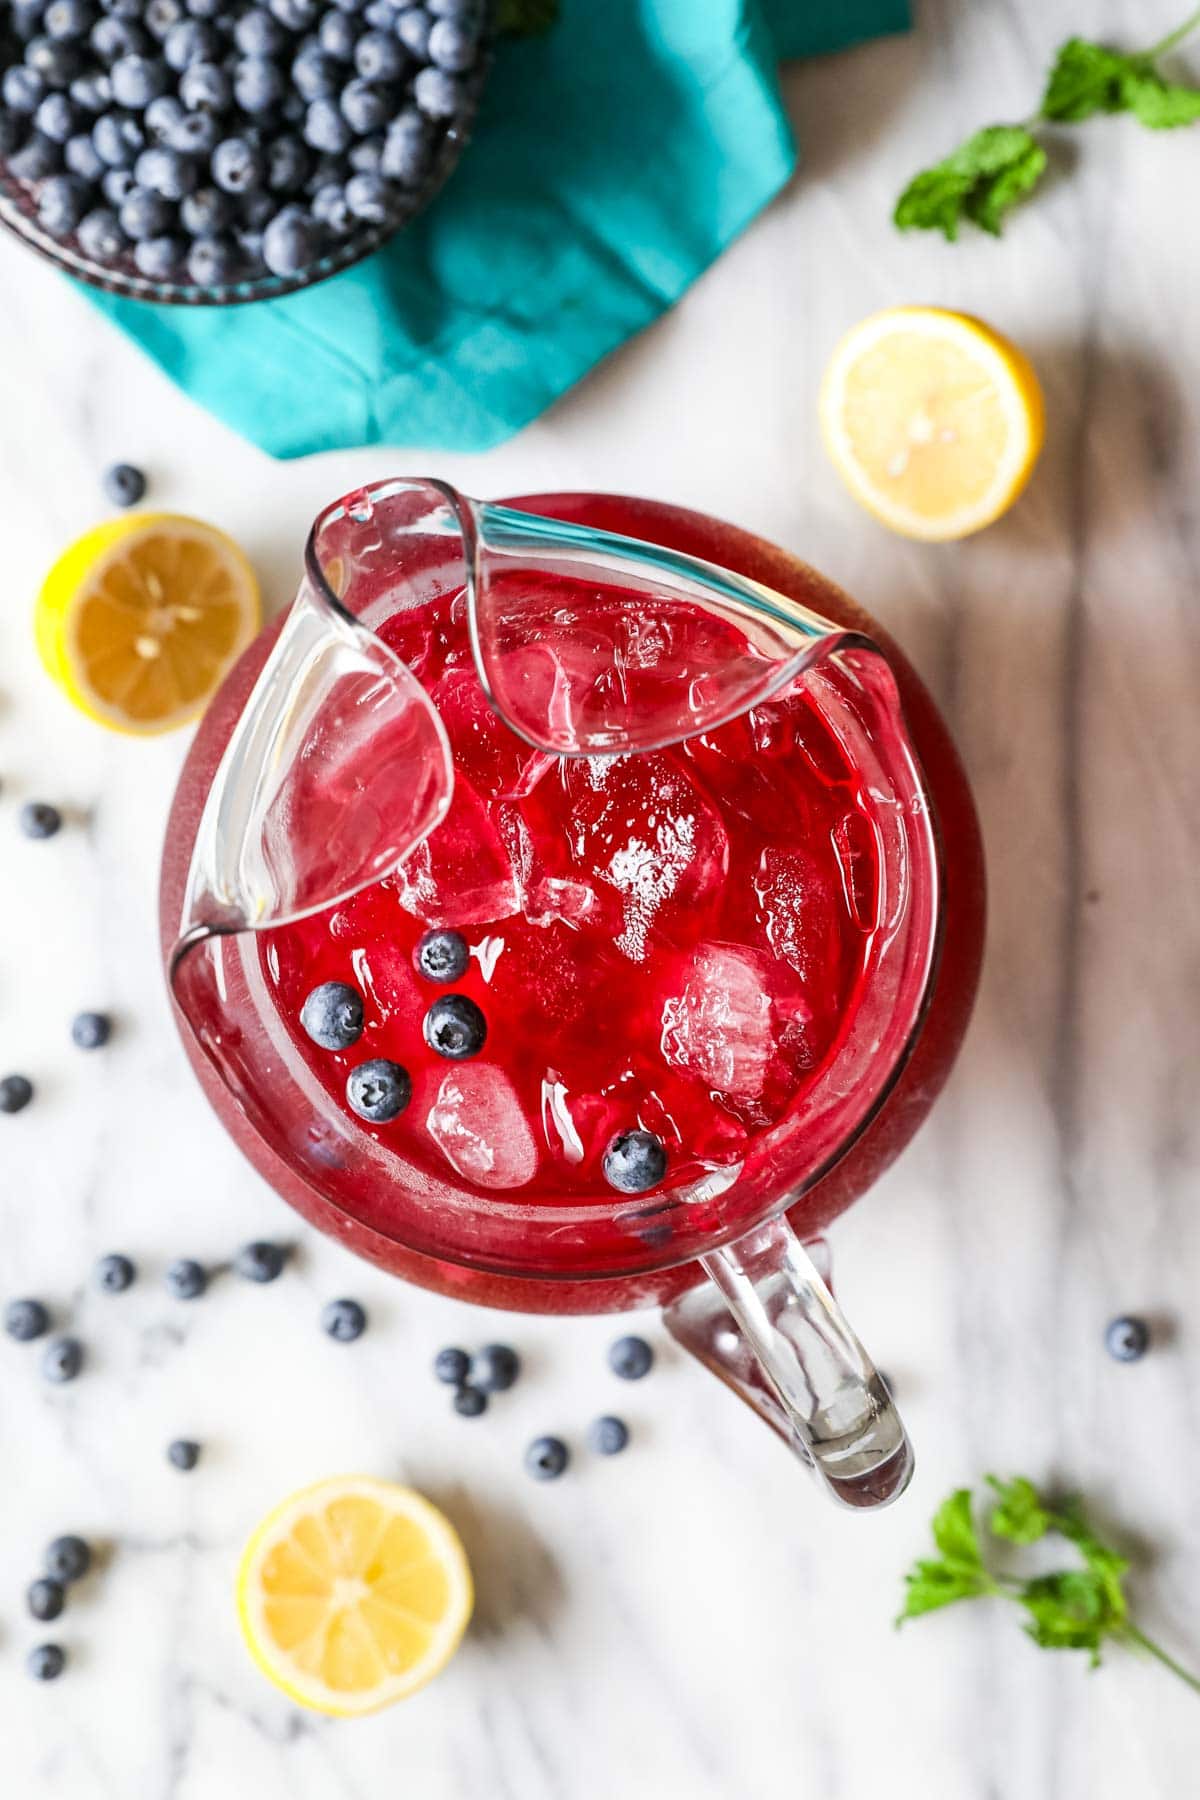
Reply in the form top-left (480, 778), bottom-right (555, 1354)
top-left (2, 1), bottom-right (1200, 1793)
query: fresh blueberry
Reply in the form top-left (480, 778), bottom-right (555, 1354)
top-left (186, 232), bottom-right (239, 284)
top-left (299, 980), bottom-right (363, 1050)
top-left (453, 1383), bottom-right (487, 1418)
top-left (473, 1343), bottom-right (519, 1393)
top-left (144, 92), bottom-right (185, 138)
top-left (134, 232), bottom-right (184, 277)
top-left (90, 15), bottom-right (148, 60)
top-left (166, 109), bottom-right (218, 154)
top-left (44, 0), bottom-right (96, 40)
top-left (178, 61), bottom-right (230, 111)
top-left (180, 185), bottom-right (232, 233)
top-left (25, 35), bottom-right (83, 87)
top-left (11, 133), bottom-right (63, 179)
top-left (164, 1257), bottom-right (207, 1299)
top-left (28, 1644), bottom-right (66, 1682)
top-left (20, 802), bottom-right (63, 840)
top-left (525, 1435), bottom-right (569, 1481)
top-left (321, 1296), bottom-right (366, 1342)
top-left (603, 1130), bottom-right (667, 1195)
top-left (94, 1252), bottom-right (136, 1293)
top-left (110, 54), bottom-right (170, 110)
top-left (5, 1295), bottom-right (48, 1338)
top-left (381, 108), bottom-right (432, 184)
top-left (310, 181), bottom-right (351, 233)
top-left (163, 17), bottom-right (216, 67)
top-left (43, 1335), bottom-right (84, 1383)
top-left (77, 207), bottom-right (127, 259)
top-left (339, 78), bottom-right (390, 136)
top-left (167, 1437), bottom-right (201, 1470)
top-left (291, 44), bottom-right (340, 100)
top-left (27, 1577), bottom-right (66, 1622)
top-left (317, 9), bottom-right (359, 59)
top-left (37, 174), bottom-right (89, 235)
top-left (34, 91), bottom-right (80, 142)
top-left (589, 1415), bottom-right (630, 1456)
top-left (304, 95), bottom-right (352, 153)
top-left (412, 65), bottom-right (462, 120)
top-left (233, 1240), bottom-right (287, 1283)
top-left (233, 7), bottom-right (289, 56)
top-left (144, 0), bottom-right (186, 37)
top-left (269, 0), bottom-right (321, 28)
top-left (344, 168), bottom-right (392, 222)
top-left (427, 17), bottom-right (475, 72)
top-left (92, 110), bottom-right (146, 168)
top-left (71, 1008), bottom-right (114, 1048)
top-left (100, 167), bottom-right (137, 205)
top-left (234, 55), bottom-right (286, 115)
top-left (394, 7), bottom-right (431, 58)
top-left (212, 135), bottom-right (267, 193)
top-left (423, 994), bottom-right (486, 1061)
top-left (1105, 1316), bottom-right (1150, 1362)
top-left (363, 0), bottom-right (395, 25)
top-left (608, 1334), bottom-right (654, 1380)
top-left (119, 186), bottom-right (174, 239)
top-left (64, 131), bottom-right (106, 179)
top-left (45, 1535), bottom-right (91, 1583)
top-left (135, 144), bottom-right (198, 199)
top-left (354, 28), bottom-right (404, 80)
top-left (261, 201), bottom-right (320, 273)
top-left (434, 1344), bottom-right (470, 1385)
top-left (348, 133), bottom-right (383, 172)
top-left (266, 133), bottom-right (309, 191)
top-left (346, 1058), bottom-right (412, 1123)
top-left (69, 71), bottom-right (112, 112)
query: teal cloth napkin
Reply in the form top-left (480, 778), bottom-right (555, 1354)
top-left (82, 0), bottom-right (909, 458)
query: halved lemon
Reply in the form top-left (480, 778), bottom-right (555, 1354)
top-left (237, 1476), bottom-right (473, 1717)
top-left (819, 307), bottom-right (1044, 541)
top-left (36, 512), bottom-right (260, 734)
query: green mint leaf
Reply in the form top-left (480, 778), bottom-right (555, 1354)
top-left (497, 0), bottom-right (560, 34)
top-left (1052, 1503), bottom-right (1130, 1621)
top-left (1122, 69), bottom-right (1200, 127)
top-left (898, 1558), bottom-right (991, 1624)
top-left (932, 1488), bottom-right (985, 1570)
top-left (1040, 37), bottom-right (1140, 121)
top-left (987, 1475), bottom-right (1052, 1544)
top-left (1019, 1570), bottom-right (1120, 1665)
top-left (894, 125), bottom-right (1047, 240)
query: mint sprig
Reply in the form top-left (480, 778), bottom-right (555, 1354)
top-left (898, 1476), bottom-right (1200, 1693)
top-left (895, 8), bottom-right (1200, 239)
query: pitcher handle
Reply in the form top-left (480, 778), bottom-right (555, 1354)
top-left (663, 1215), bottom-right (913, 1509)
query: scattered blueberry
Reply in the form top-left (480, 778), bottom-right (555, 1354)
top-left (525, 1435), bottom-right (569, 1481)
top-left (589, 1415), bottom-right (630, 1456)
top-left (95, 1252), bottom-right (136, 1293)
top-left (300, 979), bottom-right (363, 1050)
top-left (603, 1131), bottom-right (667, 1196)
top-left (453, 1383), bottom-right (487, 1418)
top-left (102, 460), bottom-right (146, 508)
top-left (434, 1345), bottom-right (470, 1385)
top-left (42, 1335), bottom-right (84, 1384)
top-left (27, 1577), bottom-right (66, 1623)
top-left (71, 1009), bottom-right (113, 1050)
top-left (45, 1535), bottom-right (91, 1583)
top-left (164, 1257), bottom-right (207, 1300)
top-left (414, 929), bottom-right (469, 984)
top-left (1, 1075), bottom-right (35, 1115)
top-left (423, 994), bottom-right (486, 1061)
top-left (27, 1644), bottom-right (67, 1682)
top-left (5, 1296), bottom-right (49, 1340)
top-left (608, 1334), bottom-right (653, 1381)
top-left (167, 1437), bottom-right (201, 1470)
top-left (472, 1342), bottom-right (519, 1393)
top-left (1105, 1316), bottom-right (1150, 1362)
top-left (233, 1240), bottom-right (287, 1283)
top-left (19, 802), bottom-right (63, 840)
top-left (346, 1058), bottom-right (411, 1123)
top-left (321, 1296), bottom-right (367, 1341)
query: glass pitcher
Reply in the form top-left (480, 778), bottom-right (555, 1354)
top-left (162, 479), bottom-right (967, 1511)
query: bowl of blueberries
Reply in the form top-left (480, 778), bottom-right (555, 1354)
top-left (0, 0), bottom-right (490, 304)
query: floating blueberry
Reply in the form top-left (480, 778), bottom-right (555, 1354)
top-left (300, 979), bottom-right (364, 1051)
top-left (423, 994), bottom-right (486, 1061)
top-left (45, 1535), bottom-right (91, 1583)
top-left (27, 1577), bottom-right (66, 1623)
top-left (43, 1336), bottom-right (84, 1384)
top-left (167, 1437), bottom-right (201, 1470)
top-left (589, 1415), bottom-right (630, 1456)
top-left (346, 1058), bottom-right (412, 1123)
top-left (1, 1075), bottom-right (35, 1115)
top-left (414, 929), bottom-right (469, 984)
top-left (434, 1345), bottom-right (470, 1385)
top-left (20, 802), bottom-right (63, 840)
top-left (473, 1342), bottom-right (519, 1393)
top-left (27, 1644), bottom-right (67, 1682)
top-left (602, 1131), bottom-right (667, 1196)
top-left (608, 1334), bottom-right (653, 1381)
top-left (233, 1240), bottom-right (287, 1283)
top-left (453, 1383), bottom-right (487, 1418)
top-left (5, 1295), bottom-right (49, 1340)
top-left (525, 1435), bottom-right (569, 1481)
top-left (102, 462), bottom-right (145, 507)
top-left (1105, 1316), bottom-right (1149, 1362)
top-left (95, 1252), bottom-right (136, 1293)
top-left (321, 1296), bottom-right (367, 1342)
top-left (164, 1257), bottom-right (207, 1300)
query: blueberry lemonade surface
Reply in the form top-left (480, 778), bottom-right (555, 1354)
top-left (259, 575), bottom-right (884, 1273)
